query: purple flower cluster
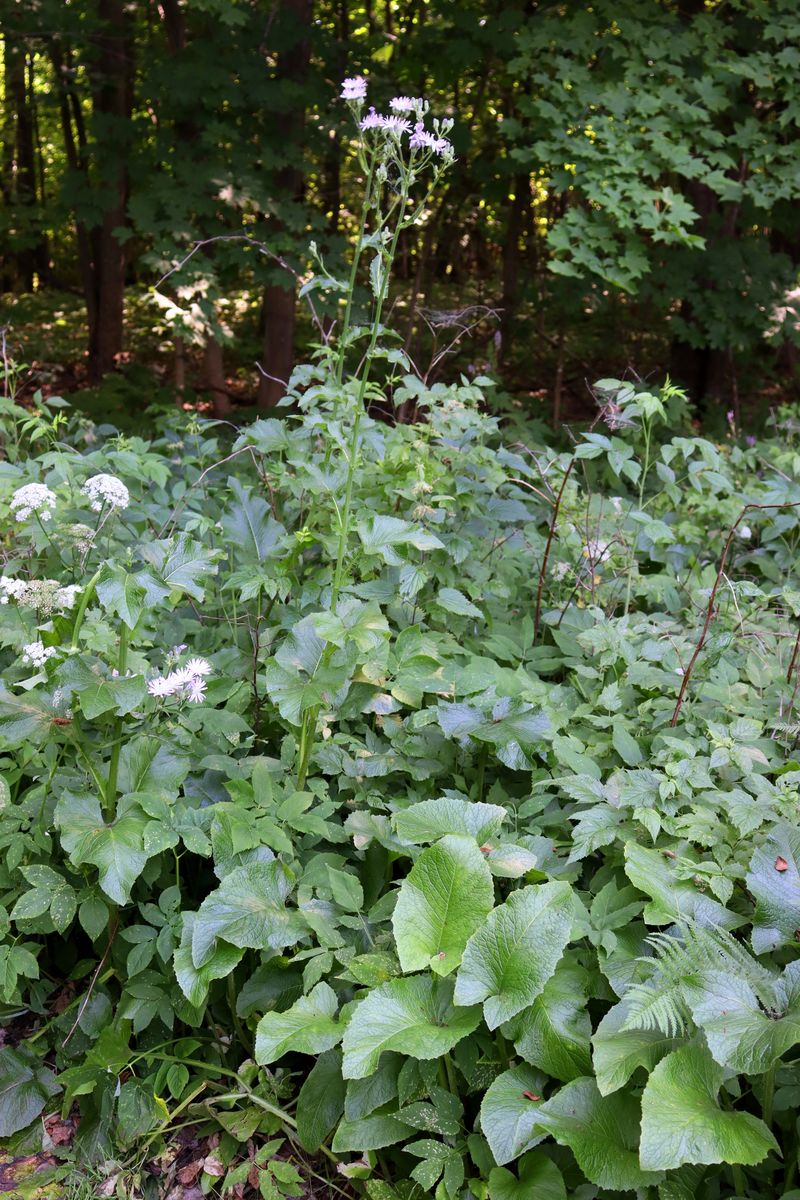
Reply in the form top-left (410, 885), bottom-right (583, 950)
top-left (341, 77), bottom-right (453, 157)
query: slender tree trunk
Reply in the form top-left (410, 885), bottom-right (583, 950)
top-left (5, 34), bottom-right (37, 290)
top-left (257, 0), bottom-right (311, 409)
top-left (87, 0), bottom-right (134, 380)
top-left (498, 176), bottom-right (528, 372)
top-left (203, 336), bottom-right (230, 415)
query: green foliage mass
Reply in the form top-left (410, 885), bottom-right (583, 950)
top-left (3, 90), bottom-right (800, 1200)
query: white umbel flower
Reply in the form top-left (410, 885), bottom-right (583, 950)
top-left (22, 641), bottom-right (57, 668)
top-left (10, 483), bottom-right (56, 522)
top-left (82, 474), bottom-right (130, 513)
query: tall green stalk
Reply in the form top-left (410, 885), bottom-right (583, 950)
top-left (296, 176), bottom-right (411, 788)
top-left (104, 622), bottom-right (129, 816)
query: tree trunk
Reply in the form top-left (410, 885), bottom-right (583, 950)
top-left (203, 336), bottom-right (230, 416)
top-left (4, 34), bottom-right (37, 290)
top-left (257, 0), bottom-right (311, 409)
top-left (86, 0), bottom-right (134, 380)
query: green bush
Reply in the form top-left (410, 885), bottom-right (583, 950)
top-left (3, 84), bottom-right (800, 1199)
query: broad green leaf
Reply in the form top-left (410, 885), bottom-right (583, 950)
top-left (488, 1151), bottom-right (566, 1200)
top-left (393, 835), bottom-right (494, 976)
top-left (118, 736), bottom-right (190, 796)
top-left (255, 982), bottom-right (342, 1064)
top-left (221, 477), bottom-right (286, 564)
top-left (0, 687), bottom-right (54, 745)
top-left (479, 1064), bottom-right (547, 1166)
top-left (140, 535), bottom-right (218, 600)
top-left (332, 1112), bottom-right (415, 1152)
top-left (0, 1045), bottom-right (60, 1136)
top-left (686, 964), bottom-right (800, 1074)
top-left (95, 564), bottom-right (147, 629)
top-left (533, 1078), bottom-right (663, 1191)
top-left (509, 960), bottom-right (592, 1081)
top-left (639, 1043), bottom-right (778, 1170)
top-left (296, 1048), bottom-right (345, 1153)
top-left (746, 825), bottom-right (800, 953)
top-left (78, 674), bottom-right (147, 720)
top-left (435, 587), bottom-right (482, 618)
top-left (624, 843), bottom-right (741, 929)
top-left (592, 996), bottom-right (676, 1095)
top-left (393, 797), bottom-right (507, 845)
top-left (117, 1078), bottom-right (167, 1147)
top-left (55, 791), bottom-right (151, 905)
top-left (173, 913), bottom-right (244, 1007)
top-left (191, 862), bottom-right (306, 968)
top-left (357, 514), bottom-right (444, 564)
top-left (341, 975), bottom-right (480, 1080)
top-left (454, 882), bottom-right (573, 1028)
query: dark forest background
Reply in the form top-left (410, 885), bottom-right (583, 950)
top-left (1, 0), bottom-right (799, 428)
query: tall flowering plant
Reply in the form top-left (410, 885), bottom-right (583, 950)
top-left (292, 77), bottom-right (456, 785)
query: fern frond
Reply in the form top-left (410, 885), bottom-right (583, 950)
top-left (621, 923), bottom-right (778, 1038)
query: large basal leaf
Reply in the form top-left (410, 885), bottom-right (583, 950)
top-left (532, 1077), bottom-right (663, 1191)
top-left (296, 1048), bottom-right (345, 1153)
top-left (191, 862), bottom-right (306, 968)
top-left (488, 1151), bottom-right (566, 1200)
top-left (393, 796), bottom-right (508, 845)
top-left (340, 975), bottom-right (481, 1080)
top-left (78, 674), bottom-right (147, 720)
top-left (0, 1045), bottom-right (60, 1136)
top-left (508, 959), bottom-right (592, 1081)
top-left (479, 1064), bottom-right (547, 1166)
top-left (454, 882), bottom-right (573, 1028)
top-left (639, 1042), bottom-right (778, 1171)
top-left (392, 835), bottom-right (494, 976)
top-left (686, 964), bottom-right (800, 1074)
top-left (746, 825), bottom-right (800, 953)
top-left (221, 476), bottom-right (286, 564)
top-left (55, 791), bottom-right (151, 905)
top-left (255, 981), bottom-right (342, 1064)
top-left (592, 995), bottom-right (676, 1095)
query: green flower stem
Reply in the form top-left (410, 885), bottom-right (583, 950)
top-left (71, 567), bottom-right (102, 648)
top-left (335, 153), bottom-right (378, 390)
top-left (296, 175), bottom-right (411, 788)
top-left (104, 621), bottom-right (129, 815)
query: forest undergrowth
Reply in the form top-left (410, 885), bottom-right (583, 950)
top-left (2, 80), bottom-right (800, 1200)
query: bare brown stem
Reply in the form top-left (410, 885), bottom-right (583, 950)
top-left (534, 457), bottom-right (575, 642)
top-left (671, 501), bottom-right (800, 727)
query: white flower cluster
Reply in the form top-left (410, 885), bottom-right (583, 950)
top-left (0, 577), bottom-right (81, 614)
top-left (147, 656), bottom-right (212, 704)
top-left (340, 76), bottom-right (454, 159)
top-left (22, 641), bottom-right (57, 668)
top-left (10, 483), bottom-right (57, 522)
top-left (82, 474), bottom-right (130, 513)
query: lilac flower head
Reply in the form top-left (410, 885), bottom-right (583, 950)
top-left (389, 96), bottom-right (421, 113)
top-left (341, 76), bottom-right (367, 101)
top-left (746, 435), bottom-right (757, 447)
top-left (726, 410), bottom-right (735, 424)
top-left (409, 123), bottom-right (452, 155)
top-left (360, 106), bottom-right (384, 130)
top-left (381, 115), bottom-right (412, 135)
top-left (187, 676), bottom-right (207, 704)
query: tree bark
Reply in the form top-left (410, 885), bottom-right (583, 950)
top-left (257, 0), bottom-right (311, 409)
top-left (4, 34), bottom-right (37, 290)
top-left (87, 0), bottom-right (135, 380)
